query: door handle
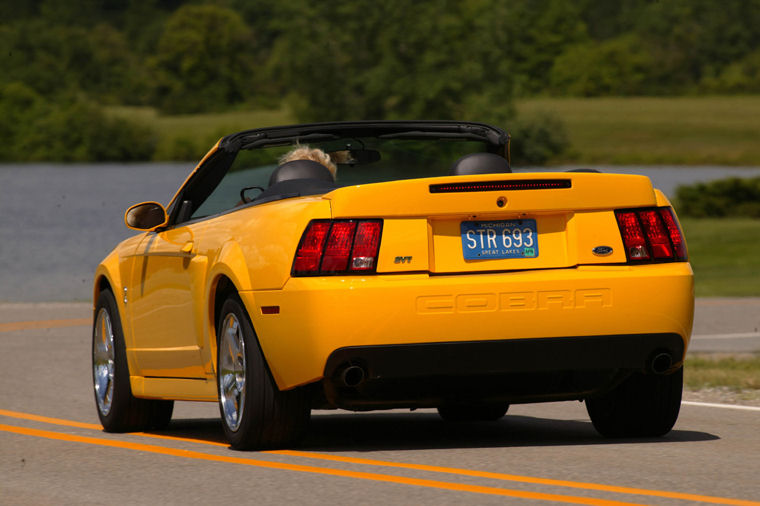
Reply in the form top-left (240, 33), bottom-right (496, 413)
top-left (181, 241), bottom-right (194, 254)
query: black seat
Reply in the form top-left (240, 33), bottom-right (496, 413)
top-left (268, 159), bottom-right (334, 186)
top-left (254, 159), bottom-right (337, 204)
top-left (449, 152), bottom-right (511, 175)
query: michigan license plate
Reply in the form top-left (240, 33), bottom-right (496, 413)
top-left (461, 219), bottom-right (538, 260)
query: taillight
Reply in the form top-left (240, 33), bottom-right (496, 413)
top-left (321, 222), bottom-right (356, 272)
top-left (659, 208), bottom-right (687, 260)
top-left (293, 219), bottom-right (383, 276)
top-left (639, 210), bottom-right (673, 259)
top-left (615, 207), bottom-right (687, 263)
top-left (350, 221), bottom-right (382, 271)
top-left (293, 221), bottom-right (330, 273)
top-left (615, 211), bottom-right (650, 260)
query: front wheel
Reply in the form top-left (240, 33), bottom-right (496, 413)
top-left (92, 289), bottom-right (173, 432)
top-left (586, 367), bottom-right (683, 438)
top-left (217, 296), bottom-right (310, 450)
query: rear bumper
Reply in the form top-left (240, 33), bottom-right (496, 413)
top-left (322, 333), bottom-right (683, 409)
top-left (245, 263), bottom-right (694, 390)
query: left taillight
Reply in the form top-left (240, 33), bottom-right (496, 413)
top-left (615, 207), bottom-right (688, 263)
top-left (293, 219), bottom-right (383, 276)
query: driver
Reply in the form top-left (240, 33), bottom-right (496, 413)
top-left (279, 145), bottom-right (338, 180)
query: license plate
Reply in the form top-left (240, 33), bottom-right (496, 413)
top-left (461, 219), bottom-right (538, 260)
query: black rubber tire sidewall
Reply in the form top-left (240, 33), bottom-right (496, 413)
top-left (586, 367), bottom-right (683, 438)
top-left (217, 296), bottom-right (310, 450)
top-left (93, 289), bottom-right (173, 432)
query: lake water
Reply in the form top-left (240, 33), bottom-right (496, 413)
top-left (2, 163), bottom-right (759, 302)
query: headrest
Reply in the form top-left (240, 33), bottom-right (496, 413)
top-left (449, 152), bottom-right (511, 176)
top-left (268, 159), bottom-right (334, 186)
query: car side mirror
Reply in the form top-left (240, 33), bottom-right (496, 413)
top-left (124, 202), bottom-right (168, 231)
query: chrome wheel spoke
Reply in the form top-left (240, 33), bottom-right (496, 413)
top-left (93, 308), bottom-right (115, 416)
top-left (219, 313), bottom-right (246, 432)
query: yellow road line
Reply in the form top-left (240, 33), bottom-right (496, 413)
top-left (0, 423), bottom-right (641, 506)
top-left (1, 408), bottom-right (758, 506)
top-left (0, 409), bottom-right (102, 430)
top-left (0, 318), bottom-right (90, 333)
top-left (269, 450), bottom-right (760, 506)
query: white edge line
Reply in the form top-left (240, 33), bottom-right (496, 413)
top-left (682, 401), bottom-right (760, 412)
top-left (691, 333), bottom-right (760, 340)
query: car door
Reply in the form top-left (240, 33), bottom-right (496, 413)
top-left (127, 224), bottom-right (209, 378)
top-left (123, 147), bottom-right (238, 379)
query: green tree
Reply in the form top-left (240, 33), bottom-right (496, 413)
top-left (631, 0), bottom-right (760, 93)
top-left (502, 0), bottom-right (589, 95)
top-left (0, 82), bottom-right (44, 160)
top-left (702, 50), bottom-right (760, 93)
top-left (270, 0), bottom-right (516, 124)
top-left (1, 20), bottom-right (147, 104)
top-left (150, 4), bottom-right (257, 113)
top-left (549, 35), bottom-right (654, 96)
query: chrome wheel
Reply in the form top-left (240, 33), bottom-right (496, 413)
top-left (93, 307), bottom-right (115, 416)
top-left (219, 313), bottom-right (247, 432)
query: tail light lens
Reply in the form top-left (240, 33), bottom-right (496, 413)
top-left (293, 219), bottom-right (383, 276)
top-left (639, 210), bottom-right (673, 259)
top-left (615, 207), bottom-right (687, 263)
top-left (321, 222), bottom-right (357, 272)
top-left (659, 207), bottom-right (688, 260)
top-left (293, 221), bottom-right (330, 273)
top-left (350, 221), bottom-right (382, 271)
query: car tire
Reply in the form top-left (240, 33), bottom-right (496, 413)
top-left (217, 296), bottom-right (310, 450)
top-left (437, 403), bottom-right (509, 422)
top-left (92, 289), bottom-right (174, 432)
top-left (586, 366), bottom-right (683, 438)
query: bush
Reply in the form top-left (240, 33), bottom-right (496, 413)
top-left (700, 49), bottom-right (760, 93)
top-left (549, 35), bottom-right (654, 96)
top-left (508, 111), bottom-right (570, 166)
top-left (0, 83), bottom-right (156, 162)
top-left (675, 177), bottom-right (760, 218)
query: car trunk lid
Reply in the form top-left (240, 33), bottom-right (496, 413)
top-left (322, 172), bottom-right (659, 274)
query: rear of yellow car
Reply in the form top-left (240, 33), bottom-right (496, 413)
top-left (93, 122), bottom-right (693, 449)
top-left (248, 171), bottom-right (693, 436)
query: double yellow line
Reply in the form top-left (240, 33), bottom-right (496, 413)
top-left (1, 409), bottom-right (757, 505)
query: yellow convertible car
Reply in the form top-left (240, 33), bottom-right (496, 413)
top-left (92, 121), bottom-right (693, 449)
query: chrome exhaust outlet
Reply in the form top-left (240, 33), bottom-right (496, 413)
top-left (340, 365), bottom-right (366, 387)
top-left (650, 352), bottom-right (673, 375)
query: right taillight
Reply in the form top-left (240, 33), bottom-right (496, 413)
top-left (293, 219), bottom-right (383, 276)
top-left (615, 207), bottom-right (687, 263)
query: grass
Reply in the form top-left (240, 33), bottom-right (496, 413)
top-left (679, 218), bottom-right (760, 297)
top-left (109, 96), bottom-right (760, 165)
top-left (685, 354), bottom-right (760, 391)
top-left (516, 96), bottom-right (760, 165)
top-left (107, 106), bottom-right (295, 160)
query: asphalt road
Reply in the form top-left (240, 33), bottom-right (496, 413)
top-left (1, 303), bottom-right (759, 505)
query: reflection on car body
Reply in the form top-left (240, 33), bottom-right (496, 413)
top-left (92, 121), bottom-right (693, 449)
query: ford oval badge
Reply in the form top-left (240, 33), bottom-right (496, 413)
top-left (592, 246), bottom-right (613, 256)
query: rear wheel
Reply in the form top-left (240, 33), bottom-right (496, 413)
top-left (92, 289), bottom-right (174, 432)
top-left (217, 296), bottom-right (310, 450)
top-left (586, 367), bottom-right (683, 438)
top-left (437, 403), bottom-right (509, 422)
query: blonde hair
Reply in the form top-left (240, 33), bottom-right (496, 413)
top-left (279, 145), bottom-right (337, 178)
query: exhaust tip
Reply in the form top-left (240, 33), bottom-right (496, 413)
top-left (340, 365), bottom-right (366, 387)
top-left (650, 352), bottom-right (673, 375)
